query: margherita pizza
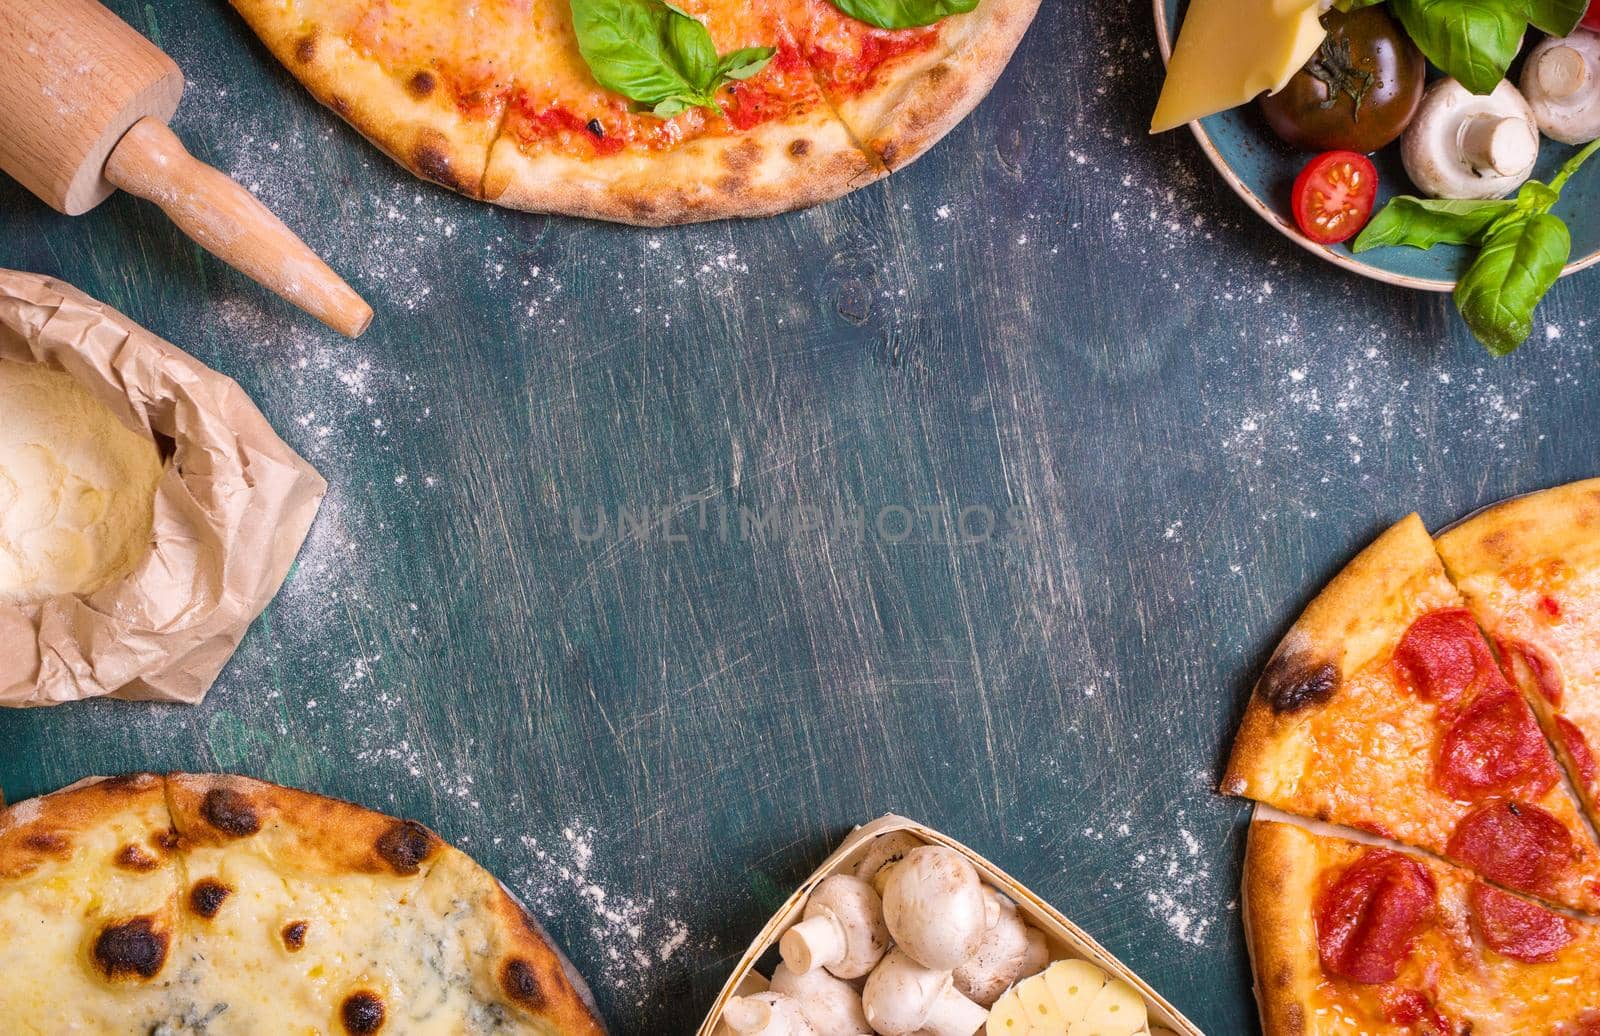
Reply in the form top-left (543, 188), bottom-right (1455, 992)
top-left (227, 0), bottom-right (1038, 224)
top-left (0, 772), bottom-right (606, 1035)
top-left (1245, 819), bottom-right (1600, 1036)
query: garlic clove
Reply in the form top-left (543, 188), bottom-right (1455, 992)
top-left (1041, 960), bottom-right (1107, 1023)
top-left (1014, 972), bottom-right (1065, 1030)
top-left (984, 990), bottom-right (1029, 1036)
top-left (1066, 980), bottom-right (1146, 1036)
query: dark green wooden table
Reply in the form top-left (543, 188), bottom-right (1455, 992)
top-left (4, 1), bottom-right (1598, 1033)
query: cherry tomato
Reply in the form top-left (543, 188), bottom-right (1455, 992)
top-left (1260, 7), bottom-right (1425, 154)
top-left (1291, 150), bottom-right (1379, 245)
top-left (1584, 0), bottom-right (1600, 31)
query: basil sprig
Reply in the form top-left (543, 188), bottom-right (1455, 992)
top-left (1348, 0), bottom-right (1584, 94)
top-left (826, 0), bottom-right (978, 29)
top-left (570, 0), bottom-right (774, 118)
top-left (1354, 139), bottom-right (1600, 354)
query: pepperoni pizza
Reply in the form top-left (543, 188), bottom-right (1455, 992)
top-left (1223, 513), bottom-right (1600, 914)
top-left (0, 773), bottom-right (606, 1034)
top-left (1246, 820), bottom-right (1600, 1036)
top-left (227, 0), bottom-right (1039, 224)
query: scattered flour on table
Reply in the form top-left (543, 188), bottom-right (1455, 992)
top-left (501, 824), bottom-right (699, 1006)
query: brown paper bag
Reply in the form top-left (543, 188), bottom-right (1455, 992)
top-left (0, 269), bottom-right (325, 706)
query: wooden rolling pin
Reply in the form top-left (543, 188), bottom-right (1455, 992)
top-left (0, 0), bottom-right (373, 337)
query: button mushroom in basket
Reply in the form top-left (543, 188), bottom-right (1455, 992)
top-left (779, 874), bottom-right (889, 979)
top-left (952, 890), bottom-right (1050, 1007)
top-left (1523, 30), bottom-right (1600, 144)
top-left (770, 963), bottom-right (872, 1036)
top-left (861, 948), bottom-right (989, 1036)
top-left (880, 847), bottom-right (995, 971)
top-left (1402, 78), bottom-right (1541, 199)
top-left (722, 992), bottom-right (821, 1036)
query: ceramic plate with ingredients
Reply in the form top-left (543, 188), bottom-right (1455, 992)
top-left (1153, 0), bottom-right (1600, 353)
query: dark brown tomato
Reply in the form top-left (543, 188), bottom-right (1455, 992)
top-left (1260, 7), bottom-right (1425, 154)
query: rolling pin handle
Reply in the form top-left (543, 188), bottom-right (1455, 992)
top-left (104, 118), bottom-right (373, 338)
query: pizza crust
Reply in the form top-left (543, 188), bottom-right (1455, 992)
top-left (484, 110), bottom-right (882, 225)
top-left (1240, 820), bottom-right (1324, 1036)
top-left (1436, 479), bottom-right (1600, 573)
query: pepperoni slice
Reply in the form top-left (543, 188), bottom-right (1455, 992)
top-left (1467, 880), bottom-right (1575, 962)
top-left (1447, 801), bottom-right (1574, 896)
top-left (1436, 687), bottom-right (1560, 800)
top-left (1557, 716), bottom-right (1598, 791)
top-left (1315, 849), bottom-right (1436, 983)
top-left (1394, 610), bottom-right (1499, 708)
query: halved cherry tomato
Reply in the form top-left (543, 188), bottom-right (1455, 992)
top-left (1291, 150), bottom-right (1379, 245)
top-left (1584, 0), bottom-right (1600, 30)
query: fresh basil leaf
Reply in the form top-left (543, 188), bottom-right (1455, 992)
top-left (827, 0), bottom-right (978, 30)
top-left (570, 0), bottom-right (775, 117)
top-left (1389, 0), bottom-right (1525, 95)
top-left (717, 47), bottom-right (776, 81)
top-left (1353, 197), bottom-right (1515, 252)
top-left (1455, 213), bottom-right (1571, 354)
top-left (1521, 0), bottom-right (1584, 37)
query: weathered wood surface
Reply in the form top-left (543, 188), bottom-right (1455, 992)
top-left (3, 1), bottom-right (1599, 1033)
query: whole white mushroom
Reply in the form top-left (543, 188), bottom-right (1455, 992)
top-left (780, 874), bottom-right (889, 979)
top-left (1523, 30), bottom-right (1600, 144)
top-left (722, 992), bottom-right (820, 1036)
top-left (1402, 78), bottom-right (1541, 199)
top-left (951, 891), bottom-right (1050, 1007)
top-left (770, 962), bottom-right (872, 1036)
top-left (853, 831), bottom-right (925, 895)
top-left (861, 949), bottom-right (987, 1036)
top-left (880, 846), bottom-right (992, 971)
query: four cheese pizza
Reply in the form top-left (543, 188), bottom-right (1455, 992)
top-left (228, 0), bottom-right (1038, 224)
top-left (1227, 486), bottom-right (1600, 1033)
top-left (0, 772), bottom-right (607, 1035)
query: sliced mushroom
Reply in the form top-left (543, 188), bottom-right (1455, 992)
top-left (780, 875), bottom-right (890, 979)
top-left (1523, 30), bottom-right (1600, 144)
top-left (881, 847), bottom-right (991, 971)
top-left (723, 992), bottom-right (821, 1036)
top-left (952, 892), bottom-right (1050, 1007)
top-left (861, 949), bottom-right (987, 1036)
top-left (1402, 78), bottom-right (1540, 199)
top-left (771, 963), bottom-right (871, 1036)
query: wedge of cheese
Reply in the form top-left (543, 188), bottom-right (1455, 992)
top-left (1150, 0), bottom-right (1328, 133)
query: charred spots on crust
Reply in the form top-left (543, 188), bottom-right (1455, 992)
top-left (375, 820), bottom-right (436, 874)
top-left (413, 141), bottom-right (462, 193)
top-left (1258, 651), bottom-right (1340, 714)
top-left (282, 920), bottom-right (309, 951)
top-left (341, 990), bottom-right (387, 1034)
top-left (200, 788), bottom-right (261, 837)
top-left (406, 70), bottom-right (437, 99)
top-left (501, 958), bottom-right (548, 1008)
top-left (115, 844), bottom-right (159, 871)
top-left (294, 33), bottom-right (318, 64)
top-left (92, 917), bottom-right (169, 981)
top-left (22, 831), bottom-right (69, 854)
top-left (788, 138), bottom-right (812, 159)
top-left (156, 828), bottom-right (181, 852)
top-left (188, 879), bottom-right (232, 918)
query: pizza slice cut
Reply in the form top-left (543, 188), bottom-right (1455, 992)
top-left (164, 772), bottom-right (607, 1034)
top-left (776, 0), bottom-right (1040, 169)
top-left (1222, 513), bottom-right (1600, 914)
top-left (1437, 479), bottom-right (1600, 829)
top-left (0, 774), bottom-right (184, 1032)
top-left (228, 0), bottom-right (524, 197)
top-left (481, 0), bottom-right (881, 224)
top-left (1244, 818), bottom-right (1600, 1036)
